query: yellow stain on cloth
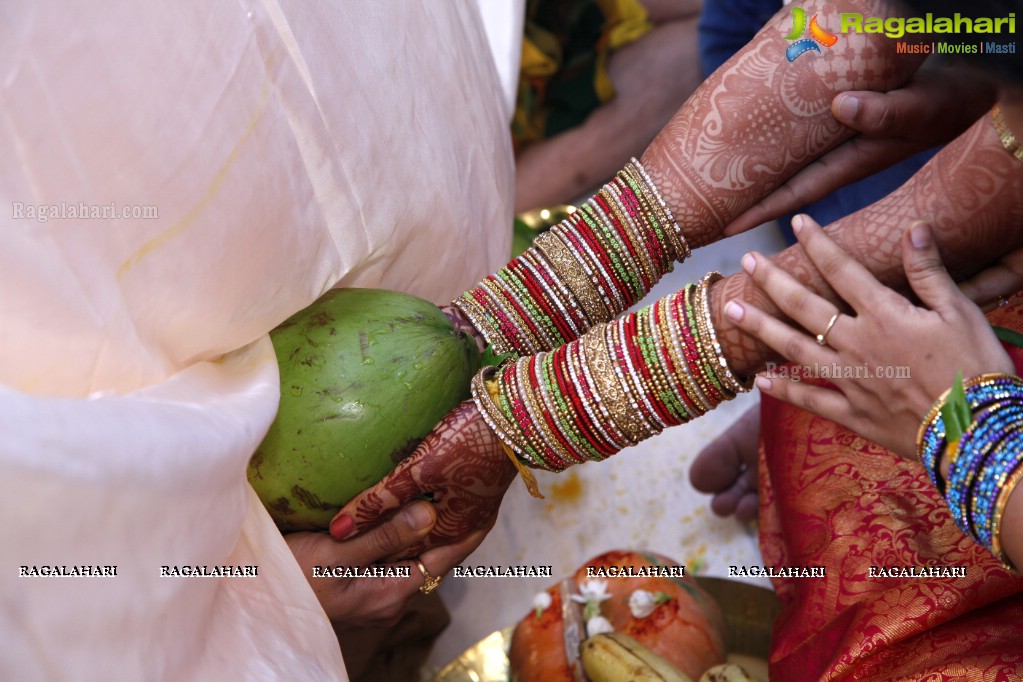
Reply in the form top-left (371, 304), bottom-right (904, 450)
top-left (117, 71), bottom-right (273, 279)
top-left (548, 469), bottom-right (584, 508)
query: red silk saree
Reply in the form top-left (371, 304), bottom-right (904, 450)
top-left (759, 300), bottom-right (1023, 680)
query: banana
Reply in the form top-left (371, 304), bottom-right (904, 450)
top-left (698, 663), bottom-right (758, 682)
top-left (580, 632), bottom-right (694, 682)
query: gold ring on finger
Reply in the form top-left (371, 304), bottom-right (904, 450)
top-left (414, 558), bottom-right (442, 595)
top-left (816, 312), bottom-right (840, 347)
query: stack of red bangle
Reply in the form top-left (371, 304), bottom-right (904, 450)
top-left (455, 158), bottom-right (690, 357)
top-left (472, 273), bottom-right (751, 471)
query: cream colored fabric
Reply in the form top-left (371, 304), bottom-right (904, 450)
top-left (0, 1), bottom-right (514, 679)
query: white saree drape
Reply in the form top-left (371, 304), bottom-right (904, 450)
top-left (0, 1), bottom-right (516, 679)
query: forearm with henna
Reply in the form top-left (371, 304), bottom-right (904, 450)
top-left (340, 401), bottom-right (517, 554)
top-left (709, 114), bottom-right (1023, 375)
top-left (458, 2), bottom-right (927, 360)
top-left (643, 0), bottom-right (923, 248)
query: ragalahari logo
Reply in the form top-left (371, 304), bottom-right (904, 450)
top-left (785, 6), bottom-right (839, 61)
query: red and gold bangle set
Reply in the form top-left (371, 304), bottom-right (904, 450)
top-left (471, 274), bottom-right (751, 471)
top-left (457, 159), bottom-right (749, 471)
top-left (455, 158), bottom-right (691, 357)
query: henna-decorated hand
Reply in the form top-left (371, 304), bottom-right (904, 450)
top-left (328, 400), bottom-right (517, 558)
top-left (724, 216), bottom-right (1014, 460)
top-left (440, 304), bottom-right (486, 354)
top-left (723, 62), bottom-right (998, 236)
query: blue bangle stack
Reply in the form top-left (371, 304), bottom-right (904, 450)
top-left (918, 373), bottom-right (1023, 570)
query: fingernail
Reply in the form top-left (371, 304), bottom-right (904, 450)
top-left (756, 376), bottom-right (773, 391)
top-left (403, 502), bottom-right (433, 531)
top-left (910, 221), bottom-right (932, 250)
top-left (741, 253), bottom-right (756, 275)
top-left (329, 514), bottom-right (355, 539)
top-left (834, 94), bottom-right (860, 124)
top-left (724, 300), bottom-right (745, 322)
top-left (791, 214), bottom-right (805, 235)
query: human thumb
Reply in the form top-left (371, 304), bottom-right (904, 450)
top-left (903, 222), bottom-right (960, 311)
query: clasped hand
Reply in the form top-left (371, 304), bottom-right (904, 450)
top-left (724, 215), bottom-right (1015, 459)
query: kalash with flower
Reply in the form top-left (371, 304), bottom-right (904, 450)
top-left (508, 550), bottom-right (729, 681)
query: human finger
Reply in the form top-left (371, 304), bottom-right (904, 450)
top-left (832, 89), bottom-right (930, 139)
top-left (418, 529), bottom-right (488, 584)
top-left (791, 214), bottom-right (892, 314)
top-left (285, 530), bottom-right (409, 626)
top-left (724, 298), bottom-right (836, 368)
top-left (362, 530), bottom-right (487, 618)
top-left (334, 500), bottom-right (436, 565)
top-left (333, 401), bottom-right (514, 553)
top-left (722, 140), bottom-right (897, 237)
top-left (712, 479), bottom-right (759, 525)
top-left (710, 476), bottom-right (757, 521)
top-left (330, 401), bottom-right (475, 540)
top-left (722, 70), bottom-right (994, 238)
top-left (959, 246), bottom-right (1023, 310)
top-left (753, 375), bottom-right (849, 426)
top-left (321, 529), bottom-right (487, 627)
top-left (900, 222), bottom-right (970, 315)
top-left (957, 263), bottom-right (1023, 312)
top-left (832, 67), bottom-right (994, 140)
top-left (690, 405), bottom-right (759, 496)
top-left (330, 451), bottom-right (426, 540)
top-left (739, 251), bottom-right (846, 350)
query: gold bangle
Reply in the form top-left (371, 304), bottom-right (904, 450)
top-left (991, 104), bottom-right (1023, 163)
top-left (662, 290), bottom-right (713, 413)
top-left (604, 181), bottom-right (658, 287)
top-left (582, 326), bottom-right (648, 445)
top-left (470, 368), bottom-right (544, 469)
top-left (627, 158), bottom-right (691, 262)
top-left (533, 232), bottom-right (607, 325)
top-left (915, 384), bottom-right (954, 460)
top-left (454, 296), bottom-right (504, 356)
top-left (479, 278), bottom-right (541, 354)
top-left (992, 462), bottom-right (1023, 572)
top-left (697, 272), bottom-right (753, 394)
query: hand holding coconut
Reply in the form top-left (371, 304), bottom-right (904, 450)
top-left (287, 499), bottom-right (488, 627)
top-left (330, 401), bottom-right (518, 557)
top-left (248, 288), bottom-right (517, 567)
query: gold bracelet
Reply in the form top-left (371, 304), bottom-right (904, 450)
top-left (991, 461), bottom-right (1023, 572)
top-left (992, 104), bottom-right (1023, 163)
top-left (696, 273), bottom-right (753, 394)
top-left (471, 367), bottom-right (551, 471)
top-left (534, 232), bottom-right (607, 324)
top-left (582, 327), bottom-right (648, 445)
top-left (915, 384), bottom-right (954, 461)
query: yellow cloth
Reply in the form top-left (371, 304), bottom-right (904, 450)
top-left (596, 0), bottom-right (655, 100)
top-left (514, 0), bottom-right (652, 149)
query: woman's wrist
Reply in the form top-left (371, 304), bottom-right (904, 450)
top-left (993, 469), bottom-right (1023, 571)
top-left (991, 99), bottom-right (1023, 164)
top-left (440, 304), bottom-right (487, 355)
top-left (470, 272), bottom-right (751, 472)
top-left (917, 372), bottom-right (1023, 570)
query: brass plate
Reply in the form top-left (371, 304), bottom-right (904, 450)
top-left (431, 576), bottom-right (780, 682)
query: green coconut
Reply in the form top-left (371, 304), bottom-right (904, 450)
top-left (248, 288), bottom-right (481, 531)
